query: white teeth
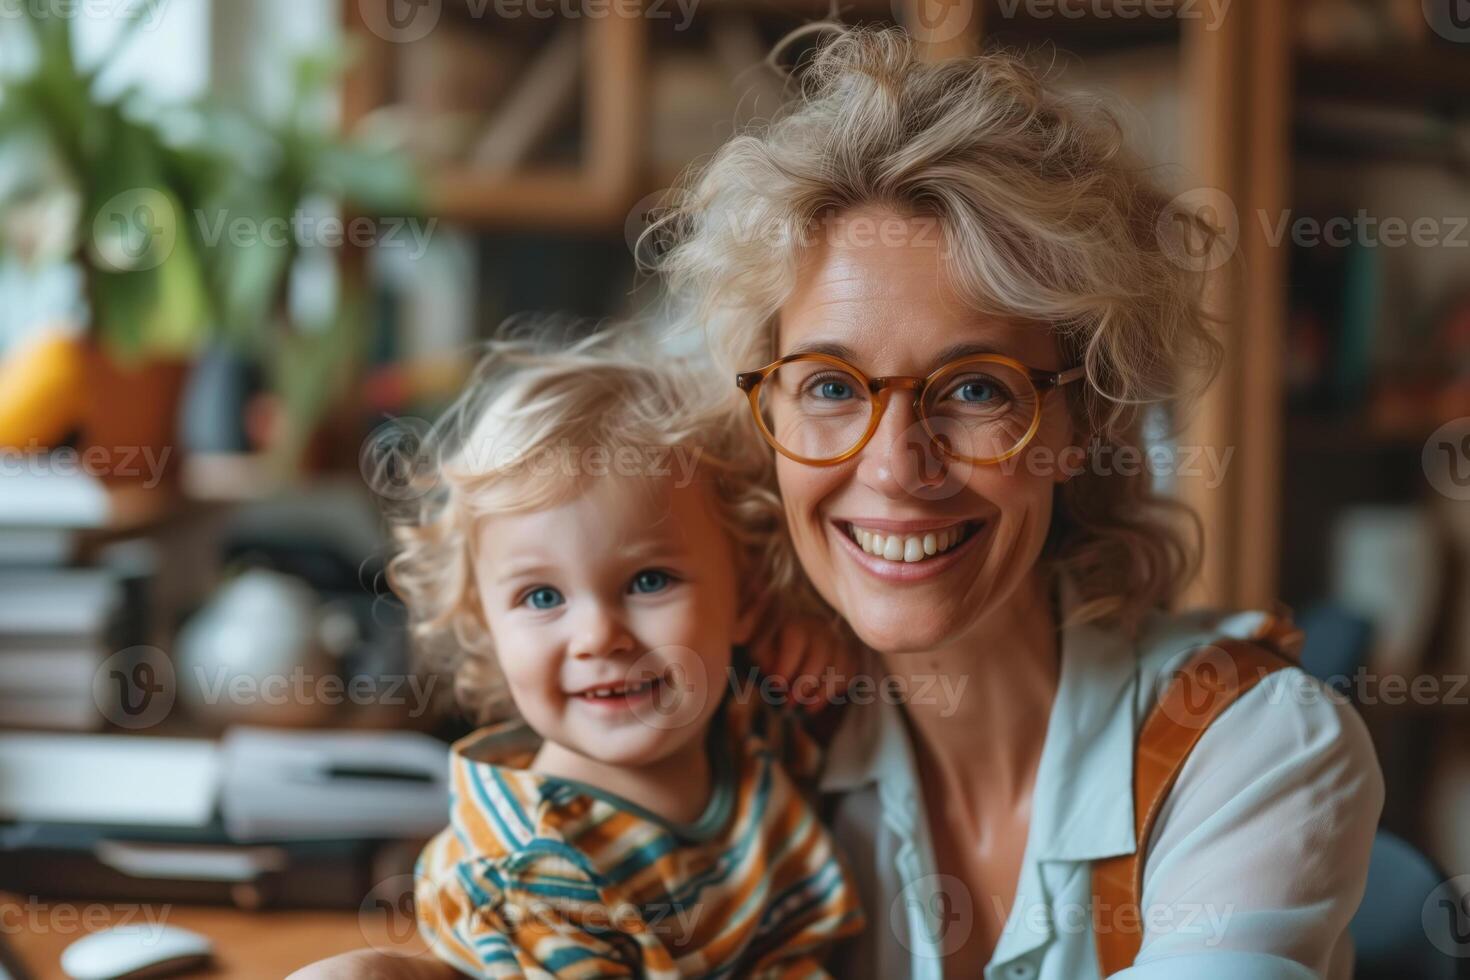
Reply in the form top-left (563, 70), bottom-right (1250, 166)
top-left (847, 523), bottom-right (971, 563)
top-left (579, 680), bottom-right (652, 699)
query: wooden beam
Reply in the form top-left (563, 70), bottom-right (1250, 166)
top-left (1177, 0), bottom-right (1246, 610)
top-left (1234, 0), bottom-right (1289, 609)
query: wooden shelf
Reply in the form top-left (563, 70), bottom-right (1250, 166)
top-left (1297, 47), bottom-right (1470, 111)
top-left (429, 167), bottom-right (636, 231)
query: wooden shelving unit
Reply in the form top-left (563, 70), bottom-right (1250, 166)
top-left (342, 0), bottom-right (1465, 620)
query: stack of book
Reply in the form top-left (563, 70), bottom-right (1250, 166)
top-left (0, 465), bottom-right (124, 731)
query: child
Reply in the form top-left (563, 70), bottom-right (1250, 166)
top-left (389, 326), bottom-right (865, 979)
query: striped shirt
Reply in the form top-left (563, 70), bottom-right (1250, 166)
top-left (415, 687), bottom-right (865, 979)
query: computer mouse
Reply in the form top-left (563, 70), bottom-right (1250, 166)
top-left (60, 924), bottom-right (212, 980)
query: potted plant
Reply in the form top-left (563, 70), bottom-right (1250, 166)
top-left (0, 3), bottom-right (419, 477)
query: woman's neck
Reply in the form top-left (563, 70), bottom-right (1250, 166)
top-left (531, 730), bottom-right (713, 826)
top-left (882, 572), bottom-right (1061, 806)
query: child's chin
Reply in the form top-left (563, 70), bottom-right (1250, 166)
top-left (571, 729), bottom-right (685, 768)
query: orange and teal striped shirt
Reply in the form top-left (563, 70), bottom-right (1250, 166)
top-left (414, 690), bottom-right (865, 978)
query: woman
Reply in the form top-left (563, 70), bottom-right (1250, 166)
top-left (297, 26), bottom-right (1381, 980)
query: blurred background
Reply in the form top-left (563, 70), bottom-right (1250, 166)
top-left (1, 0), bottom-right (1468, 976)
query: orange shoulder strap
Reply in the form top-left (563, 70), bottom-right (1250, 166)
top-left (1091, 628), bottom-right (1301, 976)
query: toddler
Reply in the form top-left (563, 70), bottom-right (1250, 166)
top-left (390, 326), bottom-right (864, 978)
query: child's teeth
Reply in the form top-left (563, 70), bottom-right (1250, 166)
top-left (849, 524), bottom-right (969, 562)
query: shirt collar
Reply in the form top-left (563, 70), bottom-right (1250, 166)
top-left (817, 577), bottom-right (1141, 862)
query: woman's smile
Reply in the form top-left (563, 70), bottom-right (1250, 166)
top-left (829, 517), bottom-right (989, 582)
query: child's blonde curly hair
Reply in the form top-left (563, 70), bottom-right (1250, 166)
top-left (386, 319), bottom-right (821, 723)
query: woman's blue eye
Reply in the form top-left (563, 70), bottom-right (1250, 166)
top-left (956, 380), bottom-right (1001, 403)
top-left (629, 570), bottom-right (671, 595)
top-left (819, 381), bottom-right (853, 400)
top-left (524, 587), bottom-right (564, 610)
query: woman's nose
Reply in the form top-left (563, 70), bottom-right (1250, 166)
top-left (855, 392), bottom-right (951, 499)
top-left (569, 602), bottom-right (635, 660)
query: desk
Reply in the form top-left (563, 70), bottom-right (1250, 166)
top-left (1, 894), bottom-right (429, 979)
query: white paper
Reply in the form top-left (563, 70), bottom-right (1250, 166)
top-left (0, 734), bottom-right (219, 827)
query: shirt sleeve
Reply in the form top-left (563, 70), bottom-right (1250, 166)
top-left (414, 836), bottom-right (675, 979)
top-left (1117, 668), bottom-right (1385, 980)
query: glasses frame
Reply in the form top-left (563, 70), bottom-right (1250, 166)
top-left (736, 352), bottom-right (1087, 467)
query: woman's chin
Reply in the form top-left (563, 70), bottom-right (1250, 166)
top-left (844, 601), bottom-right (969, 657)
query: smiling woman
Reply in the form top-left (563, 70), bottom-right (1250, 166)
top-left (645, 24), bottom-right (1383, 980)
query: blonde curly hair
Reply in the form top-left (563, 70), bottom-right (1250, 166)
top-left (647, 26), bottom-right (1223, 631)
top-left (385, 320), bottom-right (815, 723)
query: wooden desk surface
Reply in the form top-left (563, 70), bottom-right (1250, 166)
top-left (2, 895), bottom-right (430, 979)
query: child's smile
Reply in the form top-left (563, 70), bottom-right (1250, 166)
top-left (473, 472), bottom-right (753, 775)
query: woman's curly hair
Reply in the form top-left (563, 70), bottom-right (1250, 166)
top-left (646, 26), bottom-right (1223, 631)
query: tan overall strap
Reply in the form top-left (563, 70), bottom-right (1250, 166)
top-left (1091, 620), bottom-right (1302, 977)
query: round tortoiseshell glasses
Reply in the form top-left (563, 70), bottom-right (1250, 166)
top-left (736, 352), bottom-right (1087, 466)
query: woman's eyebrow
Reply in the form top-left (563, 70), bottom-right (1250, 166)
top-left (930, 341), bottom-right (1002, 365)
top-left (781, 339), bottom-right (861, 361)
top-left (780, 339), bottom-right (1004, 370)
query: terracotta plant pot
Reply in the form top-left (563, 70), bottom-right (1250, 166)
top-left (80, 340), bottom-right (189, 487)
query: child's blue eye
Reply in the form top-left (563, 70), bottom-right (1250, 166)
top-left (628, 570), bottom-right (672, 595)
top-left (524, 587), bottom-right (564, 610)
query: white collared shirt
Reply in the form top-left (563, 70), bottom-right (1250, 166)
top-left (818, 606), bottom-right (1385, 980)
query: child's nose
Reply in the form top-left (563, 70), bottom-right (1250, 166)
top-left (569, 603), bottom-right (635, 660)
